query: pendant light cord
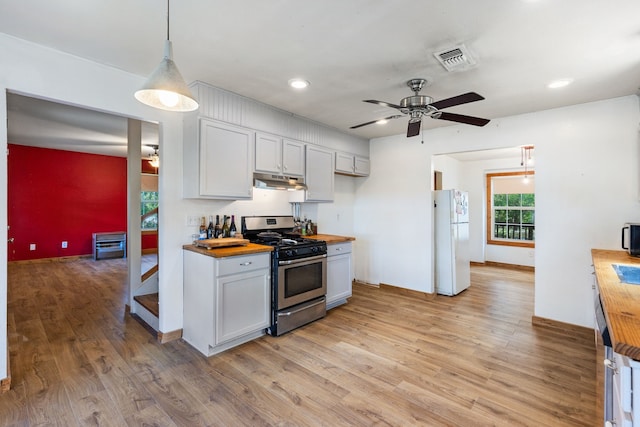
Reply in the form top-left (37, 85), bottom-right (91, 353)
top-left (166, 0), bottom-right (170, 41)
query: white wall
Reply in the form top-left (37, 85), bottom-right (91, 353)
top-left (355, 95), bottom-right (640, 327)
top-left (0, 34), bottom-right (185, 381)
top-left (0, 33), bottom-right (363, 384)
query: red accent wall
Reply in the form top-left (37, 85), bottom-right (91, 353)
top-left (8, 144), bottom-right (127, 261)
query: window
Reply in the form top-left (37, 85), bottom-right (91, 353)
top-left (486, 171), bottom-right (535, 248)
top-left (141, 191), bottom-right (158, 230)
top-left (141, 173), bottom-right (158, 231)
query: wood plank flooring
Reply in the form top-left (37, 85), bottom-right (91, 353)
top-left (2, 258), bottom-right (596, 426)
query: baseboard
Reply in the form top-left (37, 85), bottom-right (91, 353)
top-left (158, 329), bottom-right (182, 344)
top-left (471, 260), bottom-right (535, 272)
top-left (353, 280), bottom-right (379, 288)
top-left (8, 254), bottom-right (93, 265)
top-left (379, 283), bottom-right (437, 300)
top-left (531, 315), bottom-right (592, 337)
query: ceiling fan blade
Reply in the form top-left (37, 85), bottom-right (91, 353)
top-left (364, 99), bottom-right (404, 110)
top-left (430, 92), bottom-right (485, 110)
top-left (436, 112), bottom-right (490, 127)
top-left (350, 115), bottom-right (403, 129)
top-left (407, 120), bottom-right (421, 137)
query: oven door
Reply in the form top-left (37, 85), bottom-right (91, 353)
top-left (278, 254), bottom-right (327, 309)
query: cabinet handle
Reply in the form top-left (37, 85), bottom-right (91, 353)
top-left (335, 247), bottom-right (343, 251)
top-left (240, 261), bottom-right (252, 266)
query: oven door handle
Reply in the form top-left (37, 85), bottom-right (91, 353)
top-left (278, 254), bottom-right (327, 265)
top-left (279, 298), bottom-right (325, 316)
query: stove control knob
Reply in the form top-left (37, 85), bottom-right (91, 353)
top-left (285, 250), bottom-right (295, 257)
top-left (311, 246), bottom-right (319, 253)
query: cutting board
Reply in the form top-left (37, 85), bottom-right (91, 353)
top-left (193, 238), bottom-right (249, 249)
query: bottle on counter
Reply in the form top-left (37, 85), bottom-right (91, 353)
top-left (214, 215), bottom-right (222, 238)
top-left (207, 215), bottom-right (214, 239)
top-left (199, 217), bottom-right (207, 240)
top-left (222, 215), bottom-right (230, 238)
top-left (230, 215), bottom-right (237, 237)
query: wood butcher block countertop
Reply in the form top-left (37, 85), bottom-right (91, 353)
top-left (592, 249), bottom-right (640, 360)
top-left (183, 242), bottom-right (273, 258)
top-left (305, 234), bottom-right (355, 244)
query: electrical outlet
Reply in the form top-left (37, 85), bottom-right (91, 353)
top-left (29, 243), bottom-right (36, 251)
top-left (62, 241), bottom-right (68, 248)
top-left (187, 215), bottom-right (200, 227)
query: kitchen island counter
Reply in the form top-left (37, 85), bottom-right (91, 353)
top-left (183, 242), bottom-right (273, 258)
top-left (592, 249), bottom-right (640, 360)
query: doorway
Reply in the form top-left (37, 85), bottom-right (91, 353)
top-left (6, 92), bottom-right (159, 315)
top-left (432, 146), bottom-right (536, 270)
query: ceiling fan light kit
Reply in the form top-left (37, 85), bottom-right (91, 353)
top-left (135, 0), bottom-right (199, 112)
top-left (351, 78), bottom-right (490, 138)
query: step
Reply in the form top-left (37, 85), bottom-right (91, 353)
top-left (133, 293), bottom-right (159, 318)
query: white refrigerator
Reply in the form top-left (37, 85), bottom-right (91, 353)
top-left (434, 189), bottom-right (470, 296)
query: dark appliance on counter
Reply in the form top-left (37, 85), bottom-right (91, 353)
top-left (621, 223), bottom-right (640, 256)
top-left (242, 215), bottom-right (327, 336)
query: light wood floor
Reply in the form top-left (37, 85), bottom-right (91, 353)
top-left (2, 258), bottom-right (596, 426)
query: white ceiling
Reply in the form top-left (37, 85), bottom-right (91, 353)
top-left (3, 0), bottom-right (640, 158)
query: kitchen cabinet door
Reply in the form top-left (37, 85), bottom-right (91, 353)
top-left (215, 267), bottom-right (270, 345)
top-left (326, 242), bottom-right (352, 309)
top-left (335, 152), bottom-right (355, 174)
top-left (255, 132), bottom-right (282, 174)
top-left (282, 138), bottom-right (305, 176)
top-left (354, 156), bottom-right (370, 176)
top-left (184, 117), bottom-right (254, 199)
top-left (305, 145), bottom-right (334, 202)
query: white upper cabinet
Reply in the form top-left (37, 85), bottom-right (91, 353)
top-left (255, 133), bottom-right (305, 177)
top-left (282, 139), bottom-right (305, 176)
top-left (305, 145), bottom-right (334, 202)
top-left (184, 117), bottom-right (254, 199)
top-left (335, 151), bottom-right (370, 176)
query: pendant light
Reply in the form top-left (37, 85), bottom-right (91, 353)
top-left (148, 146), bottom-right (160, 168)
top-left (135, 0), bottom-right (198, 112)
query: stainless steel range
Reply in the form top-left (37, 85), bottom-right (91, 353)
top-left (242, 216), bottom-right (327, 336)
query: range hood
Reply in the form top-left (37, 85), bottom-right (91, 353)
top-left (254, 172), bottom-right (307, 191)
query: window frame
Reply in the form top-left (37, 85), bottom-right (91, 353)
top-left (485, 171), bottom-right (535, 249)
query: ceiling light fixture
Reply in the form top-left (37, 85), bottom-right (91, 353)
top-left (135, 0), bottom-right (198, 112)
top-left (547, 78), bottom-right (574, 89)
top-left (288, 79), bottom-right (310, 89)
top-left (149, 146), bottom-right (160, 168)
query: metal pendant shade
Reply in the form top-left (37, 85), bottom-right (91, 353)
top-left (135, 0), bottom-right (198, 112)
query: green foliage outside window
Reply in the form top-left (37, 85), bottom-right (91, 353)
top-left (141, 191), bottom-right (158, 230)
top-left (493, 193), bottom-right (535, 241)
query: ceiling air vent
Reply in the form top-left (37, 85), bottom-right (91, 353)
top-left (433, 44), bottom-right (476, 72)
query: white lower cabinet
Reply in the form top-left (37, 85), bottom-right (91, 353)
top-left (607, 351), bottom-right (640, 426)
top-left (183, 250), bottom-right (270, 356)
top-left (326, 242), bottom-right (352, 309)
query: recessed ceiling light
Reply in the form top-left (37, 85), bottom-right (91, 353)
top-left (547, 78), bottom-right (574, 89)
top-left (288, 78), bottom-right (310, 89)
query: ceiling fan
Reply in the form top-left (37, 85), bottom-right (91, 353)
top-left (351, 79), bottom-right (490, 137)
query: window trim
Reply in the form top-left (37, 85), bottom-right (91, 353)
top-left (486, 171), bottom-right (535, 249)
